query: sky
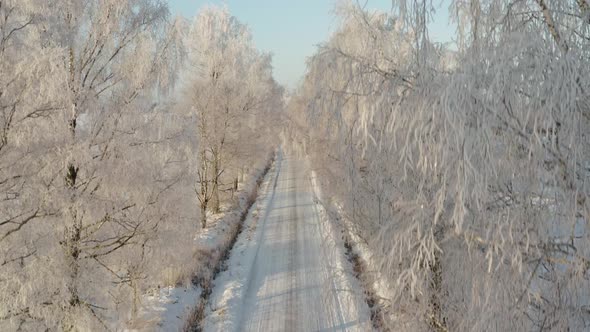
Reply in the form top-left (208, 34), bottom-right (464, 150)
top-left (167, 1), bottom-right (454, 90)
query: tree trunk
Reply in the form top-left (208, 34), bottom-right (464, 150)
top-left (377, 194), bottom-right (382, 226)
top-left (199, 146), bottom-right (209, 229)
top-left (200, 201), bottom-right (207, 229)
top-left (63, 47), bottom-right (81, 325)
top-left (130, 268), bottom-right (141, 321)
top-left (429, 226), bottom-right (447, 332)
top-left (230, 176), bottom-right (238, 199)
top-left (211, 153), bottom-right (221, 214)
top-left (62, 212), bottom-right (82, 331)
top-left (536, 0), bottom-right (568, 53)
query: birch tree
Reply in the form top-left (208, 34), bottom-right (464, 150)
top-left (294, 0), bottom-right (590, 330)
top-left (0, 0), bottom-right (189, 330)
top-left (186, 6), bottom-right (282, 228)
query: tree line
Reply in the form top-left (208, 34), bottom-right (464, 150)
top-left (289, 0), bottom-right (590, 330)
top-left (0, 1), bottom-right (282, 330)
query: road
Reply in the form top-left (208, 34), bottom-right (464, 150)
top-left (204, 151), bottom-right (372, 332)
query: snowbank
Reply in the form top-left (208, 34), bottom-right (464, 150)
top-left (309, 165), bottom-right (397, 330)
top-left (128, 153), bottom-right (276, 331)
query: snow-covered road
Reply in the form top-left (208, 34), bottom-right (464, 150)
top-left (203, 150), bottom-right (372, 331)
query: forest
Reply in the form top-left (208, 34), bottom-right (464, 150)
top-left (1, 0), bottom-right (589, 331)
top-left (0, 1), bottom-right (282, 330)
top-left (289, 0), bottom-right (590, 330)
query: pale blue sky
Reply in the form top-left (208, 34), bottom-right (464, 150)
top-left (167, 1), bottom-right (454, 90)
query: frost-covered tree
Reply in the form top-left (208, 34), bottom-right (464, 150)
top-left (1, 1), bottom-right (280, 330)
top-left (0, 0), bottom-right (192, 330)
top-left (184, 6), bottom-right (283, 228)
top-left (0, 1), bottom-right (70, 329)
top-left (293, 0), bottom-right (590, 330)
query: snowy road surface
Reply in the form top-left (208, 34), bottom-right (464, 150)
top-left (203, 150), bottom-right (372, 332)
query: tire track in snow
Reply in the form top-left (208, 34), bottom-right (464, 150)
top-left (203, 151), bottom-right (372, 332)
top-left (286, 166), bottom-right (298, 331)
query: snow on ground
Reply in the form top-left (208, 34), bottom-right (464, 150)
top-left (307, 157), bottom-right (397, 329)
top-left (201, 150), bottom-right (283, 331)
top-left (203, 149), bottom-right (372, 331)
top-left (127, 210), bottom-right (239, 331)
top-left (331, 201), bottom-right (396, 324)
top-left (128, 286), bottom-right (201, 331)
top-left (129, 156), bottom-right (275, 331)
